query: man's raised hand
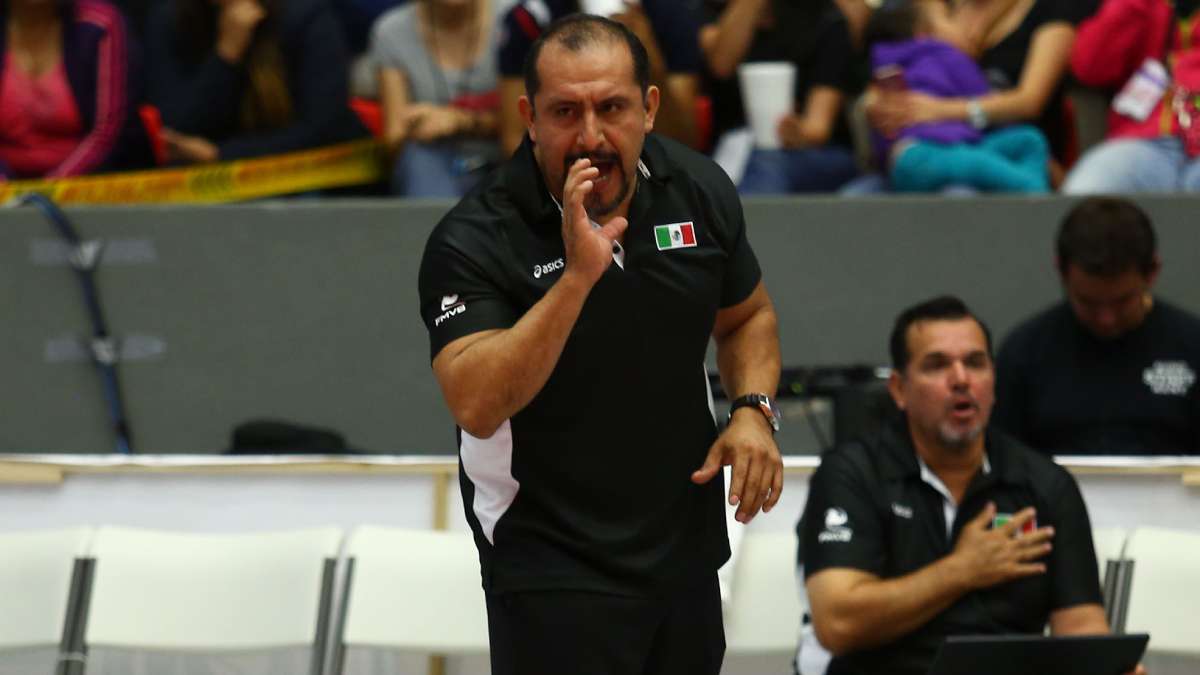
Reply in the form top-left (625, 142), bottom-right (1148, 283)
top-left (561, 158), bottom-right (627, 285)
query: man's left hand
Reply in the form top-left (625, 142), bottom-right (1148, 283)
top-left (691, 408), bottom-right (782, 523)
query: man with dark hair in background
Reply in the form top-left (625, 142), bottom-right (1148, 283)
top-left (419, 13), bottom-right (783, 675)
top-left (802, 295), bottom-right (1137, 675)
top-left (495, 0), bottom-right (704, 153)
top-left (995, 197), bottom-right (1200, 455)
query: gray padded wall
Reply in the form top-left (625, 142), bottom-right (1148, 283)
top-left (2, 196), bottom-right (1197, 454)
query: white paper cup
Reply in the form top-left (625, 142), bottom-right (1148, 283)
top-left (580, 0), bottom-right (628, 16)
top-left (737, 62), bottom-right (796, 150)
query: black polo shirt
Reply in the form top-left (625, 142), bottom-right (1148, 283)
top-left (419, 134), bottom-right (761, 596)
top-left (801, 418), bottom-right (1102, 675)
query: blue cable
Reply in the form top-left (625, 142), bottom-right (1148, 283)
top-left (19, 193), bottom-right (134, 454)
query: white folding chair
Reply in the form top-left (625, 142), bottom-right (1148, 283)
top-left (724, 531), bottom-right (804, 655)
top-left (0, 528), bottom-right (91, 675)
top-left (82, 526), bottom-right (342, 675)
top-left (335, 527), bottom-right (488, 674)
top-left (1124, 527), bottom-right (1200, 658)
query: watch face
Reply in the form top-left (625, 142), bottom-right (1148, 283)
top-left (765, 396), bottom-right (781, 419)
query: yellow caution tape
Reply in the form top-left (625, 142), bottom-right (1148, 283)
top-left (0, 139), bottom-right (385, 205)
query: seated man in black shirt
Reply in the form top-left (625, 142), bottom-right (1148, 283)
top-left (802, 295), bottom-right (1139, 675)
top-left (995, 197), bottom-right (1200, 455)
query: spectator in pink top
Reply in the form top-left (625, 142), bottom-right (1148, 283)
top-left (0, 0), bottom-right (149, 179)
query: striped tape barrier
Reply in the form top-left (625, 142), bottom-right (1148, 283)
top-left (0, 139), bottom-right (385, 205)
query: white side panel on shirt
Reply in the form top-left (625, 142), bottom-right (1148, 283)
top-left (460, 420), bottom-right (520, 545)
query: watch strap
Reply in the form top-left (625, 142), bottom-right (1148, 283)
top-left (728, 393), bottom-right (779, 433)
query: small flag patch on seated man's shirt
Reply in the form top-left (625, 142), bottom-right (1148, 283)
top-left (993, 513), bottom-right (1037, 535)
top-left (655, 222), bottom-right (696, 250)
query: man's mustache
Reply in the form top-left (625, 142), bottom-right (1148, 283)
top-left (564, 152), bottom-right (621, 169)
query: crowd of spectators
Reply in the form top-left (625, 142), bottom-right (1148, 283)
top-left (4, 0), bottom-right (1200, 197)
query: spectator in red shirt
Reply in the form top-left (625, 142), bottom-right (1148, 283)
top-left (1063, 0), bottom-right (1200, 193)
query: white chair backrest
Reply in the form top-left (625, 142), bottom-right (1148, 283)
top-left (1124, 526), bottom-right (1200, 655)
top-left (725, 531), bottom-right (802, 653)
top-left (86, 527), bottom-right (342, 649)
top-left (1092, 527), bottom-right (1128, 584)
top-left (342, 527), bottom-right (488, 653)
top-left (0, 528), bottom-right (91, 648)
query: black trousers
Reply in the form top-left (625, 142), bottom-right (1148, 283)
top-left (485, 575), bottom-right (726, 675)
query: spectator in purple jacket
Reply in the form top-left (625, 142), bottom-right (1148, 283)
top-left (867, 0), bottom-right (1049, 192)
top-left (0, 0), bottom-right (149, 179)
top-left (144, 0), bottom-right (366, 164)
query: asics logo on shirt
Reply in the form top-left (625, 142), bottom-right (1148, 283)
top-left (533, 257), bottom-right (564, 279)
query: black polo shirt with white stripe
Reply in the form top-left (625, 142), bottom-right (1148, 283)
top-left (801, 418), bottom-right (1103, 675)
top-left (419, 134), bottom-right (761, 596)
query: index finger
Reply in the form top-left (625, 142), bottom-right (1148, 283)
top-left (727, 447), bottom-right (746, 508)
top-left (563, 160), bottom-right (598, 221)
top-left (736, 458), bottom-right (766, 523)
top-left (566, 157), bottom-right (592, 179)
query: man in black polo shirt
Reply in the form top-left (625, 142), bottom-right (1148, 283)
top-left (418, 13), bottom-right (783, 675)
top-left (995, 196), bottom-right (1200, 455)
top-left (802, 296), bottom-right (1126, 675)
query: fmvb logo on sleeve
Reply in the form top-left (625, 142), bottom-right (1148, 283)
top-left (654, 222), bottom-right (696, 251)
top-left (818, 507), bottom-right (853, 543)
top-left (434, 294), bottom-right (466, 326)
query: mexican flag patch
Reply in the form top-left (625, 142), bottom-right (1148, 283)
top-left (654, 222), bottom-right (696, 250)
top-left (993, 512), bottom-right (1037, 536)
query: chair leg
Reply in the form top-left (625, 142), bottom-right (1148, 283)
top-left (58, 558), bottom-right (94, 675)
top-left (311, 558), bottom-right (339, 675)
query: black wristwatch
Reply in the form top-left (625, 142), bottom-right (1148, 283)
top-left (727, 393), bottom-right (781, 434)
